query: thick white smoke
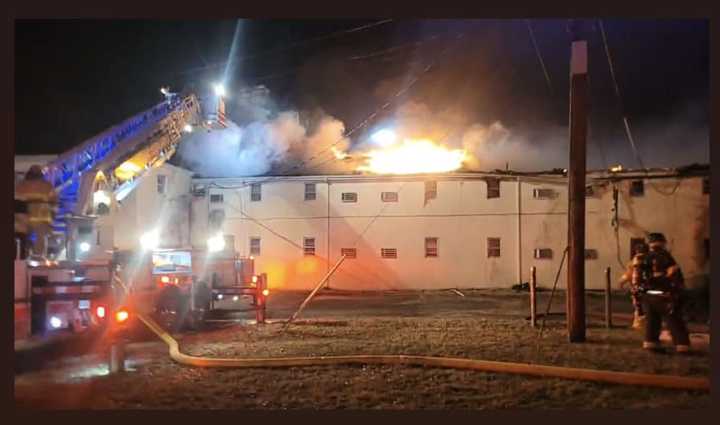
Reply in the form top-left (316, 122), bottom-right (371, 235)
top-left (178, 106), bottom-right (353, 177)
top-left (178, 112), bottom-right (304, 177)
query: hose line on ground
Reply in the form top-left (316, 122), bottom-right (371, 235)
top-left (135, 312), bottom-right (709, 392)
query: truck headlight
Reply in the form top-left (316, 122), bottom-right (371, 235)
top-left (49, 316), bottom-right (62, 329)
top-left (207, 233), bottom-right (225, 252)
top-left (140, 229), bottom-right (160, 251)
top-left (79, 242), bottom-right (91, 253)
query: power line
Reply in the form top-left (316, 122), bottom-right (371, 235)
top-left (238, 33), bottom-right (449, 85)
top-left (598, 19), bottom-right (645, 171)
top-left (525, 20), bottom-right (554, 96)
top-left (177, 20), bottom-right (395, 77)
top-left (598, 20), bottom-right (681, 196)
top-left (207, 32), bottom-right (465, 190)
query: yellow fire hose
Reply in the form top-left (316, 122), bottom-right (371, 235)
top-left (136, 313), bottom-right (709, 392)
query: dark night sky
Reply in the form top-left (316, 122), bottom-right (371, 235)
top-left (14, 19), bottom-right (709, 169)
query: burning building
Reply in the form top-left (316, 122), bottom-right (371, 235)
top-left (100, 161), bottom-right (710, 292)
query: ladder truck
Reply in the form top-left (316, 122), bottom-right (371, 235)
top-left (15, 85), bottom-right (267, 341)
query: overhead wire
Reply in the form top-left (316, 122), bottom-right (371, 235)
top-left (598, 19), bottom-right (682, 196)
top-left (205, 32), bottom-right (465, 190)
top-left (178, 20), bottom-right (395, 77)
top-left (525, 20), bottom-right (554, 96)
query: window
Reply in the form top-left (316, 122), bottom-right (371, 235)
top-left (487, 238), bottom-right (501, 258)
top-left (702, 177), bottom-right (710, 195)
top-left (425, 180), bottom-right (438, 202)
top-left (303, 237), bottom-right (316, 256)
top-left (342, 192), bottom-right (358, 203)
top-left (157, 175), bottom-right (167, 194)
top-left (381, 192), bottom-right (398, 202)
top-left (210, 194), bottom-right (224, 203)
top-left (340, 248), bottom-right (357, 259)
top-left (209, 210), bottom-right (225, 230)
top-left (486, 178), bottom-right (500, 199)
top-left (425, 237), bottom-right (438, 257)
top-left (192, 184), bottom-right (207, 196)
top-left (533, 188), bottom-right (555, 199)
top-left (304, 183), bottom-right (317, 201)
top-left (249, 237), bottom-right (261, 256)
top-left (584, 249), bottom-right (598, 260)
top-left (704, 238), bottom-right (710, 260)
top-left (79, 226), bottom-right (92, 235)
top-left (224, 235), bottom-right (235, 252)
top-left (250, 183), bottom-right (262, 201)
top-left (381, 248), bottom-right (398, 259)
top-left (630, 180), bottom-right (644, 197)
top-left (630, 237), bottom-right (645, 259)
top-left (534, 248), bottom-right (553, 260)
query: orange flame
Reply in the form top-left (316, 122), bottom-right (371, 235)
top-left (331, 146), bottom-right (349, 160)
top-left (358, 138), bottom-right (466, 174)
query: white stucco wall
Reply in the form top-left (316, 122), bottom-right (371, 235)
top-left (100, 163), bottom-right (194, 252)
top-left (107, 167), bottom-right (709, 291)
top-left (186, 172), bottom-right (709, 291)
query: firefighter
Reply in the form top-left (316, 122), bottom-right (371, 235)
top-left (15, 165), bottom-right (58, 257)
top-left (639, 232), bottom-right (690, 353)
top-left (619, 241), bottom-right (648, 329)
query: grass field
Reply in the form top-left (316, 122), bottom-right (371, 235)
top-left (15, 290), bottom-right (710, 409)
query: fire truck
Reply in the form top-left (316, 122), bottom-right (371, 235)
top-left (14, 241), bottom-right (130, 343)
top-left (15, 84), bottom-right (259, 338)
top-left (115, 247), bottom-right (268, 332)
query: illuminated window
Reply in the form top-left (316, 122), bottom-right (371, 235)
top-left (425, 237), bottom-right (438, 257)
top-left (250, 183), bottom-right (262, 202)
top-left (340, 248), bottom-right (357, 259)
top-left (210, 194), bottom-right (224, 203)
top-left (381, 192), bottom-right (398, 202)
top-left (487, 238), bottom-right (501, 258)
top-left (250, 237), bottom-right (261, 256)
top-left (381, 248), bottom-right (397, 259)
top-left (534, 248), bottom-right (553, 260)
top-left (157, 175), bottom-right (167, 194)
top-left (630, 180), bottom-right (644, 197)
top-left (305, 183), bottom-right (317, 201)
top-left (342, 192), bottom-right (358, 203)
top-left (584, 249), bottom-right (598, 260)
top-left (486, 178), bottom-right (500, 199)
top-left (303, 237), bottom-right (315, 256)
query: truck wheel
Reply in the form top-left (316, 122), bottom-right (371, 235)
top-left (155, 287), bottom-right (190, 333)
top-left (187, 283), bottom-right (211, 331)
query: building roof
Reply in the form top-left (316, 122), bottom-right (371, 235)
top-left (190, 163), bottom-right (709, 183)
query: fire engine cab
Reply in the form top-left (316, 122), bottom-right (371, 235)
top-left (118, 247), bottom-right (268, 332)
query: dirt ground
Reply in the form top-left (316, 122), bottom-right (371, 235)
top-left (15, 289), bottom-right (711, 409)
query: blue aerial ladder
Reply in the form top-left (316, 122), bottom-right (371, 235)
top-left (40, 93), bottom-right (205, 259)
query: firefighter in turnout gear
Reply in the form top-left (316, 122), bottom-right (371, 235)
top-left (15, 165), bottom-right (58, 257)
top-left (620, 241), bottom-right (648, 329)
top-left (637, 232), bottom-right (690, 353)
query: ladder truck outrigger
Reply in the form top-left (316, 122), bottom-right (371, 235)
top-left (15, 85), bottom-right (269, 343)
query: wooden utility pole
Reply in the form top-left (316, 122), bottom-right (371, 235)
top-left (604, 267), bottom-right (612, 329)
top-left (567, 26), bottom-right (588, 343)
